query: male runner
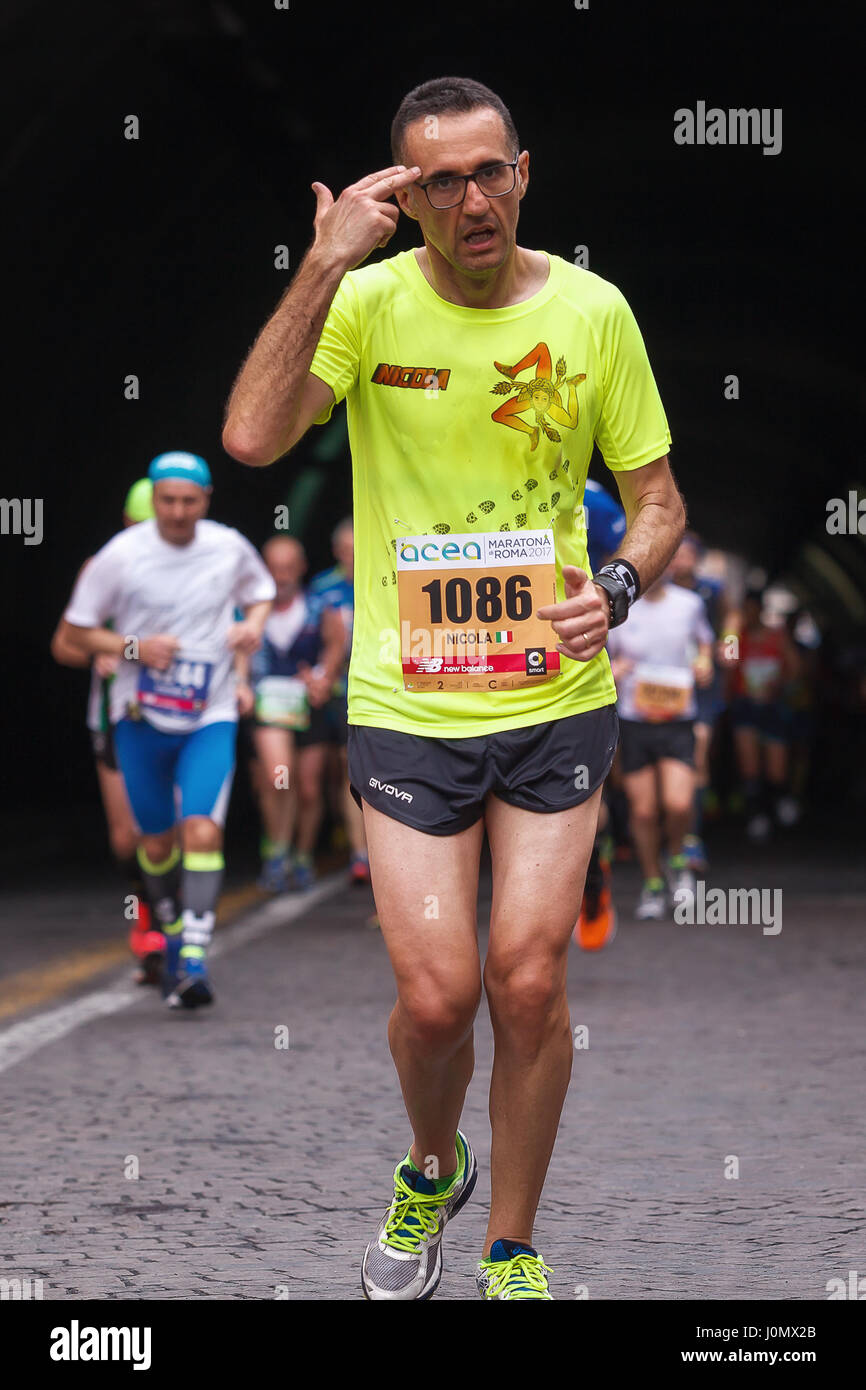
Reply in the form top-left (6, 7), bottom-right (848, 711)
top-left (781, 608), bottom-right (818, 814)
top-left (573, 478), bottom-right (628, 949)
top-left (728, 589), bottom-right (802, 841)
top-left (607, 570), bottom-right (714, 918)
top-left (307, 518), bottom-right (370, 884)
top-left (248, 534), bottom-right (346, 892)
top-left (668, 531), bottom-right (728, 869)
top-left (223, 77), bottom-right (685, 1299)
top-left (61, 452), bottom-right (275, 1007)
top-left (51, 478), bottom-right (166, 984)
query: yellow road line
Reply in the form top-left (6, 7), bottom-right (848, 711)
top-left (215, 884), bottom-right (263, 921)
top-left (0, 882), bottom-right (266, 1023)
top-left (0, 943), bottom-right (129, 1020)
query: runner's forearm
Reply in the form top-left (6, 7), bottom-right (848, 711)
top-left (243, 599), bottom-right (272, 638)
top-left (319, 628), bottom-right (347, 686)
top-left (222, 245), bottom-right (345, 466)
top-left (317, 606), bottom-right (349, 685)
top-left (51, 619), bottom-right (92, 668)
top-left (609, 494), bottom-right (686, 595)
top-left (64, 625), bottom-right (127, 659)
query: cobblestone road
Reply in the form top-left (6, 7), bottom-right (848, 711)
top-left (1, 831), bottom-right (864, 1301)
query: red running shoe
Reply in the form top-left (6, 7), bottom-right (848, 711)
top-left (129, 903), bottom-right (166, 986)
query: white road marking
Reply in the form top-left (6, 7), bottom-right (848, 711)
top-left (0, 872), bottom-right (348, 1076)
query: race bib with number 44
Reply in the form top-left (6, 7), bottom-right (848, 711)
top-left (396, 530), bottom-right (561, 692)
top-left (137, 658), bottom-right (212, 719)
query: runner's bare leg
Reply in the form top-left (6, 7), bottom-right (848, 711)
top-left (624, 765), bottom-right (663, 879)
top-left (362, 801), bottom-right (485, 1179)
top-left (481, 786), bottom-right (602, 1253)
top-left (658, 757), bottom-right (694, 858)
top-left (253, 725), bottom-right (296, 850)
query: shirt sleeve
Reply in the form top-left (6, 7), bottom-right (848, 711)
top-left (304, 588), bottom-right (323, 628)
top-left (693, 599), bottom-right (715, 647)
top-left (233, 534), bottom-right (277, 608)
top-left (595, 287), bottom-right (672, 472)
top-left (63, 543), bottom-right (122, 628)
top-left (308, 274), bottom-right (362, 424)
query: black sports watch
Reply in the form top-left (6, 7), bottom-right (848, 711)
top-left (593, 560), bottom-right (641, 629)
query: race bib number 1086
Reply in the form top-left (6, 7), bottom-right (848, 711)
top-left (396, 529), bottom-right (561, 692)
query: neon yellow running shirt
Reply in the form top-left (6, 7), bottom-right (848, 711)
top-left (309, 249), bottom-right (671, 738)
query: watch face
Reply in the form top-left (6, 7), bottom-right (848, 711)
top-left (597, 575), bottom-right (627, 627)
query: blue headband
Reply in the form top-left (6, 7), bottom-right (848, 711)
top-left (148, 451), bottom-right (212, 488)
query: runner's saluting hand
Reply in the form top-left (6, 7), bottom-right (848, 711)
top-left (311, 165), bottom-right (421, 270)
top-left (537, 565), bottom-right (610, 663)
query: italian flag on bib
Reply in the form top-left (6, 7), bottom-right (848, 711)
top-left (494, 631), bottom-right (513, 643)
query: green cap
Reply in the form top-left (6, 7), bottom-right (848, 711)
top-left (123, 477), bottom-right (155, 523)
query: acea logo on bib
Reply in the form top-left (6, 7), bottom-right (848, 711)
top-left (397, 530), bottom-right (554, 570)
top-left (399, 538), bottom-right (482, 565)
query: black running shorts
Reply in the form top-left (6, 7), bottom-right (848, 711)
top-left (295, 695), bottom-right (349, 749)
top-left (90, 725), bottom-right (118, 772)
top-left (347, 704), bottom-right (618, 836)
top-left (617, 717), bottom-right (695, 774)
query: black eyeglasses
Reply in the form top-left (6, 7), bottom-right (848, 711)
top-left (415, 160), bottom-right (519, 210)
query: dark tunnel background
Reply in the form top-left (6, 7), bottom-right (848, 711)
top-left (1, 0), bottom-right (862, 867)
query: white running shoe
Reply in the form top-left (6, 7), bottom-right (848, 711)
top-left (635, 879), bottom-right (668, 920)
top-left (775, 795), bottom-right (800, 827)
top-left (666, 856), bottom-right (696, 905)
top-left (746, 812), bottom-right (772, 842)
top-left (361, 1131), bottom-right (477, 1300)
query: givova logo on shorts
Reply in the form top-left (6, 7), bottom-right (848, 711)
top-left (369, 777), bottom-right (414, 803)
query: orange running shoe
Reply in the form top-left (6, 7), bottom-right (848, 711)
top-left (574, 847), bottom-right (617, 951)
top-left (350, 852), bottom-right (371, 886)
top-left (128, 902), bottom-right (166, 986)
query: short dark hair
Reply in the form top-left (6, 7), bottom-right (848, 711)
top-left (391, 77), bottom-right (519, 166)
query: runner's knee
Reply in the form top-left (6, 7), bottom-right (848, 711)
top-left (297, 778), bottom-right (322, 807)
top-left (396, 980), bottom-right (480, 1053)
top-left (664, 792), bottom-right (693, 820)
top-left (483, 956), bottom-right (565, 1033)
top-left (141, 830), bottom-right (175, 864)
top-left (295, 755), bottom-right (324, 803)
top-left (182, 816), bottom-right (222, 853)
top-left (108, 825), bottom-right (139, 862)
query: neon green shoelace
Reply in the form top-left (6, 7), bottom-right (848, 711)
top-left (382, 1170), bottom-right (448, 1253)
top-left (483, 1253), bottom-right (553, 1299)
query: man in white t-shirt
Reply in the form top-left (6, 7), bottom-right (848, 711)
top-left (62, 452), bottom-right (275, 1007)
top-left (51, 477), bottom-right (168, 984)
top-left (606, 575), bottom-right (713, 919)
